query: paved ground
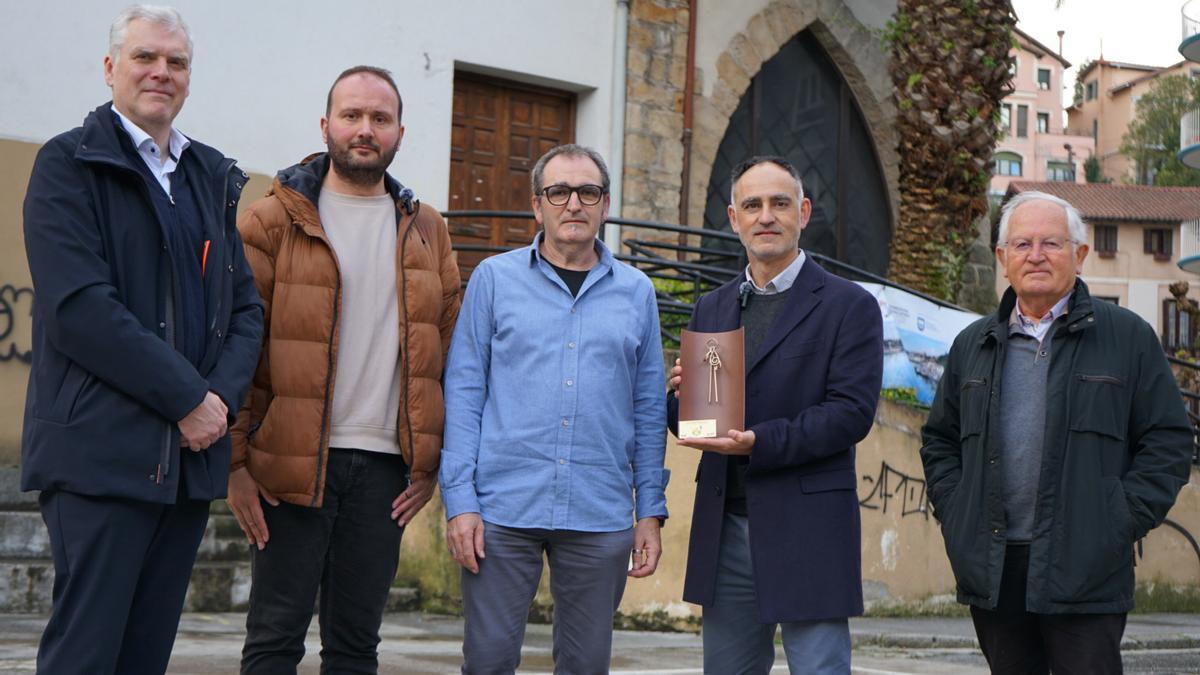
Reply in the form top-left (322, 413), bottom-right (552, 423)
top-left (0, 612), bottom-right (1198, 673)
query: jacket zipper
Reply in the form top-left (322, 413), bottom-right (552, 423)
top-left (397, 203), bottom-right (420, 470)
top-left (313, 256), bottom-right (342, 506)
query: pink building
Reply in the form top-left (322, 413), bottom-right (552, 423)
top-left (990, 28), bottom-right (1095, 198)
top-left (1067, 59), bottom-right (1198, 184)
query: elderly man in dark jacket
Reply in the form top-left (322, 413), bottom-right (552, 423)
top-left (921, 190), bottom-right (1192, 674)
top-left (21, 6), bottom-right (262, 674)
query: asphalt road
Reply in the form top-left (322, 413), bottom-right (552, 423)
top-left (0, 612), bottom-right (1197, 673)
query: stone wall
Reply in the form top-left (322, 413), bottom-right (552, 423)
top-left (622, 0), bottom-right (691, 233)
top-left (620, 0), bottom-right (900, 256)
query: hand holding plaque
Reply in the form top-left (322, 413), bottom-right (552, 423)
top-left (676, 328), bottom-right (745, 441)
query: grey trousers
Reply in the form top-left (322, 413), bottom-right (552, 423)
top-left (702, 513), bottom-right (851, 675)
top-left (460, 521), bottom-right (634, 675)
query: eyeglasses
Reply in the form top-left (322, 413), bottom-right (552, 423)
top-left (1004, 237), bottom-right (1072, 256)
top-left (540, 184), bottom-right (606, 206)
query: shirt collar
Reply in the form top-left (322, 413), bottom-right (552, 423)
top-left (112, 105), bottom-right (190, 162)
top-left (744, 250), bottom-right (805, 295)
top-left (1009, 291), bottom-right (1073, 340)
top-left (526, 231), bottom-right (614, 271)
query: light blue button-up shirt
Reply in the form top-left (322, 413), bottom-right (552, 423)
top-left (439, 233), bottom-right (669, 532)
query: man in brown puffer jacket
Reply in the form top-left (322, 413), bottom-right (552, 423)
top-left (226, 65), bottom-right (460, 673)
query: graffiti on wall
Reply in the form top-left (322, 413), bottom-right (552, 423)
top-left (859, 461), bottom-right (929, 520)
top-left (0, 284), bottom-right (33, 364)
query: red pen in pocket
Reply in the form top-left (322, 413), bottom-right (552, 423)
top-left (201, 239), bottom-right (211, 277)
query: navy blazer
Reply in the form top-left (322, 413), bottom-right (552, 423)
top-left (668, 258), bottom-right (883, 622)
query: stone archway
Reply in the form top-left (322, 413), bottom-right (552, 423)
top-left (686, 1), bottom-right (899, 246)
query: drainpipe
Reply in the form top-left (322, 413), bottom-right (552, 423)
top-left (676, 0), bottom-right (698, 259)
top-left (607, 0), bottom-right (631, 251)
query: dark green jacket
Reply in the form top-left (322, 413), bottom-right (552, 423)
top-left (921, 280), bottom-right (1193, 613)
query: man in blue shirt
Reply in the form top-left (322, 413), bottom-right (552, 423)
top-left (440, 144), bottom-right (669, 673)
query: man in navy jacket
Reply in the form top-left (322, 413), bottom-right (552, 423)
top-left (668, 156), bottom-right (882, 673)
top-left (20, 6), bottom-right (262, 673)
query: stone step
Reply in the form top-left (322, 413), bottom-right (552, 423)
top-left (0, 469), bottom-right (38, 511)
top-left (0, 511), bottom-right (249, 561)
top-left (0, 560), bottom-right (419, 614)
top-left (0, 512), bottom-right (51, 558)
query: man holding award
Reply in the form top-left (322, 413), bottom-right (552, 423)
top-left (668, 156), bottom-right (883, 673)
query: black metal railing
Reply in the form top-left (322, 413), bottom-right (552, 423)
top-left (444, 210), bottom-right (1200, 466)
top-left (1166, 355), bottom-right (1200, 466)
top-left (442, 210), bottom-right (967, 340)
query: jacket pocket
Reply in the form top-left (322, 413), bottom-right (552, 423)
top-left (45, 361), bottom-right (91, 424)
top-left (939, 483), bottom-right (991, 599)
top-left (1068, 373), bottom-right (1128, 476)
top-left (958, 378), bottom-right (988, 441)
top-left (1046, 477), bottom-right (1135, 603)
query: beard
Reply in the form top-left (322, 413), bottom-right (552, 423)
top-left (327, 136), bottom-right (397, 187)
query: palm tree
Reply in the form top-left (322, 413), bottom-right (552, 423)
top-left (886, 0), bottom-right (1016, 301)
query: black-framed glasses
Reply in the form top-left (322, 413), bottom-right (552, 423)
top-left (540, 184), bottom-right (606, 206)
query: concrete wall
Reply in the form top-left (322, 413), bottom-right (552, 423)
top-left (0, 140), bottom-right (37, 466)
top-left (396, 399), bottom-right (1200, 617)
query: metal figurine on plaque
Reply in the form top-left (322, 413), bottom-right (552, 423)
top-left (678, 328), bottom-right (745, 439)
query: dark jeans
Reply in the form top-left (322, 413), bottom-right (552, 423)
top-left (241, 448), bottom-right (408, 674)
top-left (37, 488), bottom-right (210, 675)
top-left (970, 543), bottom-right (1127, 675)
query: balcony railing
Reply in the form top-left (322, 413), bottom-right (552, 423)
top-left (1181, 219), bottom-right (1200, 274)
top-left (1183, 0), bottom-right (1200, 61)
top-left (1179, 108), bottom-right (1200, 170)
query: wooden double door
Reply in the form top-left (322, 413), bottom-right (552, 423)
top-left (448, 73), bottom-right (575, 281)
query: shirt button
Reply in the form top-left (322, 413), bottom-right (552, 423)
top-left (1040, 351), bottom-right (1047, 357)
top-left (559, 458), bottom-right (567, 465)
top-left (570, 308), bottom-right (576, 314)
top-left (159, 321), bottom-right (166, 329)
top-left (565, 379), bottom-right (573, 387)
top-left (562, 418), bottom-right (570, 427)
top-left (568, 342), bottom-right (576, 349)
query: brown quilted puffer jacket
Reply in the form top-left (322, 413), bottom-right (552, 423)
top-left (230, 154), bottom-right (461, 507)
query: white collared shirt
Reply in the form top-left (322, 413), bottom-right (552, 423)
top-left (1009, 291), bottom-right (1073, 344)
top-left (112, 106), bottom-right (190, 196)
top-left (744, 250), bottom-right (806, 295)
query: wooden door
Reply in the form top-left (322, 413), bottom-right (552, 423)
top-left (448, 73), bottom-right (575, 281)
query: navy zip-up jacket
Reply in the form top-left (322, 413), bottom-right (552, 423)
top-left (21, 102), bottom-right (263, 503)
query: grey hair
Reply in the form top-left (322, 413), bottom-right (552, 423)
top-left (997, 190), bottom-right (1087, 246)
top-left (531, 144), bottom-right (610, 197)
top-left (729, 155), bottom-right (805, 206)
top-left (109, 5), bottom-right (193, 63)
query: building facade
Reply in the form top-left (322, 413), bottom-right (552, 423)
top-left (1066, 59), bottom-right (1198, 184)
top-left (989, 28), bottom-right (1094, 198)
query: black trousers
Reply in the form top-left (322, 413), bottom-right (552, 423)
top-left (240, 448), bottom-right (408, 674)
top-left (36, 488), bottom-right (211, 675)
top-left (970, 543), bottom-right (1127, 675)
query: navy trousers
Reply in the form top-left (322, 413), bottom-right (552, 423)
top-left (36, 488), bottom-right (210, 674)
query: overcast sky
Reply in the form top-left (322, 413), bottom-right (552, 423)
top-left (1011, 0), bottom-right (1188, 103)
